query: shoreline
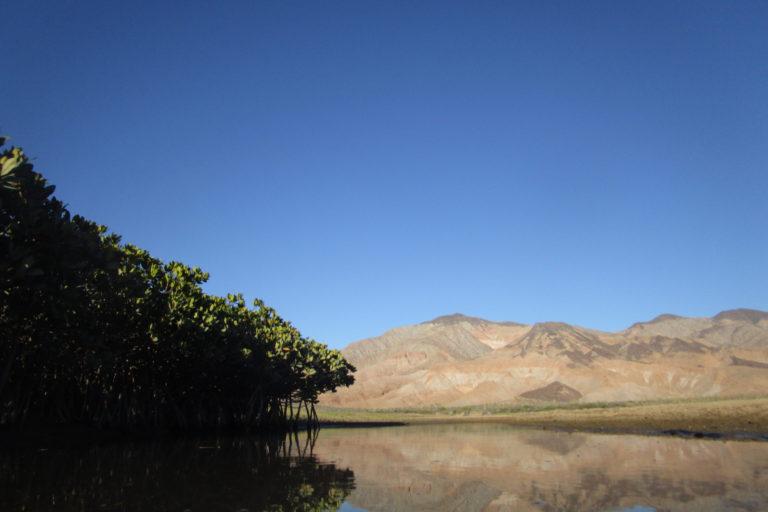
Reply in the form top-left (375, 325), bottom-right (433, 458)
top-left (2, 397), bottom-right (765, 447)
top-left (320, 421), bottom-right (768, 442)
top-left (318, 396), bottom-right (768, 441)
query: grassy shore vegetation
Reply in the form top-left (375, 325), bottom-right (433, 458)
top-left (0, 139), bottom-right (354, 432)
top-left (318, 395), bottom-right (768, 437)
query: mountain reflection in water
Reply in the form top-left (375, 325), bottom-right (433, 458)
top-left (2, 424), bottom-right (767, 512)
top-left (313, 424), bottom-right (768, 512)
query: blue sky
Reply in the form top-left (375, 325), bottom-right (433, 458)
top-left (4, 1), bottom-right (767, 348)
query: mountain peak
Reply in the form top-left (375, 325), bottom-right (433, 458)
top-left (714, 308), bottom-right (768, 324)
top-left (425, 313), bottom-right (487, 325)
top-left (423, 313), bottom-right (524, 327)
top-left (626, 313), bottom-right (685, 331)
top-left (649, 313), bottom-right (684, 323)
top-left (529, 321), bottom-right (576, 333)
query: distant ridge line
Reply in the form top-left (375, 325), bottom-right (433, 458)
top-left (422, 313), bottom-right (525, 327)
top-left (420, 308), bottom-right (768, 333)
top-left (328, 306), bottom-right (768, 409)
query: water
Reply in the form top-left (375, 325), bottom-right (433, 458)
top-left (2, 424), bottom-right (767, 511)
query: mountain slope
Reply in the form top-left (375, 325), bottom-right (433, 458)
top-left (323, 309), bottom-right (768, 408)
top-left (624, 309), bottom-right (768, 348)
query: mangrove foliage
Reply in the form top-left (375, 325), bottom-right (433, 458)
top-left (0, 138), bottom-right (355, 431)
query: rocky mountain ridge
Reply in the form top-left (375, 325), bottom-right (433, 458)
top-left (325, 309), bottom-right (768, 408)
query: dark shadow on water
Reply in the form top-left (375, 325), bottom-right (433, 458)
top-left (4, 423), bottom-right (768, 511)
top-left (0, 429), bottom-right (355, 512)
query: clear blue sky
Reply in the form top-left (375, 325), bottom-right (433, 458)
top-left (4, 1), bottom-right (767, 348)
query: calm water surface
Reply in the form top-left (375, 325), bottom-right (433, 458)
top-left (2, 424), bottom-right (767, 511)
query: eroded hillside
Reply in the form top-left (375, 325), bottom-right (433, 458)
top-left (324, 309), bottom-right (768, 408)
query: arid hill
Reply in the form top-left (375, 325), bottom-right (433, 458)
top-left (324, 309), bottom-right (768, 408)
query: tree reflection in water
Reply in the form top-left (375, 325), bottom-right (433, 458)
top-left (0, 429), bottom-right (354, 512)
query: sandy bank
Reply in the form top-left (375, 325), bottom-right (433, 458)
top-left (319, 396), bottom-right (768, 439)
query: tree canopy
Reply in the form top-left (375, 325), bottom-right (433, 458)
top-left (0, 138), bottom-right (354, 431)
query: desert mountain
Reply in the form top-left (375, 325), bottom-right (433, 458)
top-left (625, 309), bottom-right (768, 348)
top-left (324, 309), bottom-right (768, 408)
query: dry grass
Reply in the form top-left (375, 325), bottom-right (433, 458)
top-left (318, 395), bottom-right (768, 436)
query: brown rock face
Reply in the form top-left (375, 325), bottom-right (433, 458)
top-left (519, 381), bottom-right (582, 402)
top-left (323, 309), bottom-right (768, 408)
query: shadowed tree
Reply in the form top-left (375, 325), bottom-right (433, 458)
top-left (0, 138), bottom-right (354, 431)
